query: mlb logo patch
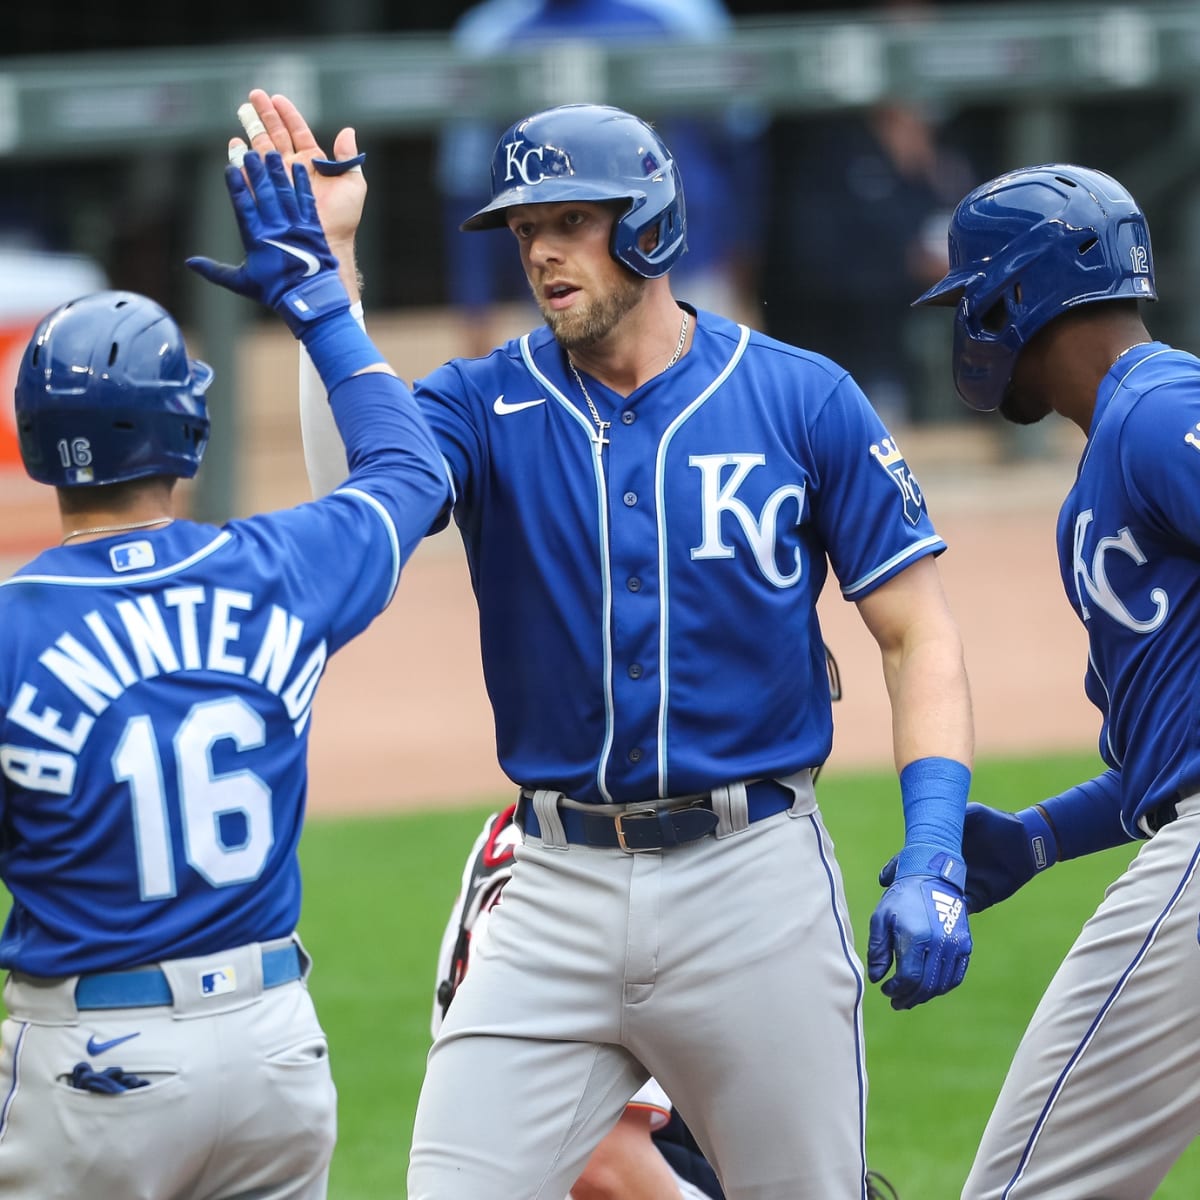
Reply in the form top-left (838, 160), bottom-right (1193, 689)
top-left (111, 540), bottom-right (156, 572)
top-left (201, 965), bottom-right (237, 996)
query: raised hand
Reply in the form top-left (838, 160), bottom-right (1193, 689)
top-left (186, 151), bottom-right (350, 336)
top-left (232, 89), bottom-right (366, 282)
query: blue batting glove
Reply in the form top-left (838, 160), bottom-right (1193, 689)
top-left (868, 849), bottom-right (971, 1011)
top-left (960, 802), bottom-right (1057, 912)
top-left (878, 802), bottom-right (1058, 914)
top-left (186, 151), bottom-right (349, 336)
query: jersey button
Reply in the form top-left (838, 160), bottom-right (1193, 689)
top-left (627, 576), bottom-right (642, 592)
top-left (623, 492), bottom-right (637, 506)
top-left (628, 663), bottom-right (643, 679)
top-left (621, 410), bottom-right (635, 425)
top-left (628, 747), bottom-right (643, 762)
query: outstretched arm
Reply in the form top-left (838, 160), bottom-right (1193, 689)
top-left (952, 768), bottom-right (1129, 913)
top-left (232, 89), bottom-right (365, 495)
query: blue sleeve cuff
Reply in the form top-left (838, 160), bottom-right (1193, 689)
top-left (1038, 769), bottom-right (1129, 858)
top-left (895, 756), bottom-right (971, 884)
top-left (300, 310), bottom-right (386, 391)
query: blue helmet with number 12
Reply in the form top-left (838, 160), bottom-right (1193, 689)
top-left (461, 103), bottom-right (687, 279)
top-left (913, 164), bottom-right (1156, 412)
top-left (15, 290), bottom-right (212, 487)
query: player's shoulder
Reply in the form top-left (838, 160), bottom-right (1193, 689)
top-left (746, 326), bottom-right (853, 382)
top-left (694, 309), bottom-right (854, 393)
top-left (0, 522), bottom-right (230, 591)
top-left (1106, 343), bottom-right (1200, 445)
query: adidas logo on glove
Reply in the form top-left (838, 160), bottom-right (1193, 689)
top-left (931, 889), bottom-right (963, 935)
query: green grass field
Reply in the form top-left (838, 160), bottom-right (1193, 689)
top-left (7, 752), bottom-right (1200, 1196)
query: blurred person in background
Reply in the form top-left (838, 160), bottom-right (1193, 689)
top-left (762, 98), bottom-right (975, 428)
top-left (761, 0), bottom-right (978, 427)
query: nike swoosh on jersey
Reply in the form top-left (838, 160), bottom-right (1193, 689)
top-left (493, 395), bottom-right (548, 415)
top-left (263, 238), bottom-right (320, 277)
top-left (86, 1031), bottom-right (141, 1056)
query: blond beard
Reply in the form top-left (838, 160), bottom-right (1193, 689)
top-left (536, 272), bottom-right (646, 352)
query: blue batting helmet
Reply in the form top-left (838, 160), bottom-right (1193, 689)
top-left (15, 290), bottom-right (212, 487)
top-left (913, 164), bottom-right (1156, 412)
top-left (461, 103), bottom-right (687, 278)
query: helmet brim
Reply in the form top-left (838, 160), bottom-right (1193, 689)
top-left (461, 181), bottom-right (636, 231)
top-left (912, 270), bottom-right (976, 309)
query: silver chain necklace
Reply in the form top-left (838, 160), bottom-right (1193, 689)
top-left (61, 517), bottom-right (173, 545)
top-left (567, 310), bottom-right (690, 457)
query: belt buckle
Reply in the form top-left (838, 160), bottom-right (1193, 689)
top-left (614, 806), bottom-right (659, 853)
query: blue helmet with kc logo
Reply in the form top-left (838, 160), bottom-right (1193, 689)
top-left (15, 290), bottom-right (212, 487)
top-left (461, 103), bottom-right (687, 279)
top-left (913, 164), bottom-right (1156, 412)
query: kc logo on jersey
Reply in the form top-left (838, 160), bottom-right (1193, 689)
top-left (869, 438), bottom-right (923, 526)
top-left (689, 453), bottom-right (806, 589)
top-left (1071, 509), bottom-right (1168, 633)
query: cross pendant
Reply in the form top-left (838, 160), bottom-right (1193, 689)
top-left (592, 422), bottom-right (611, 456)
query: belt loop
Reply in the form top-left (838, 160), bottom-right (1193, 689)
top-left (712, 781), bottom-right (749, 839)
top-left (531, 789), bottom-right (569, 850)
top-left (780, 768), bottom-right (817, 816)
top-left (3, 972), bottom-right (82, 1024)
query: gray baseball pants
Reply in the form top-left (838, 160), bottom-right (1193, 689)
top-left (408, 776), bottom-right (871, 1200)
top-left (0, 936), bottom-right (336, 1199)
top-left (963, 794), bottom-right (1200, 1199)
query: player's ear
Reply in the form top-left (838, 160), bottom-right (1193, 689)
top-left (639, 225), bottom-right (661, 254)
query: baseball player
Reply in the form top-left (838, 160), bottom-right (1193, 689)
top-left (909, 164), bottom-right (1200, 1199)
top-left (237, 92), bottom-right (974, 1199)
top-left (0, 151), bottom-right (448, 1197)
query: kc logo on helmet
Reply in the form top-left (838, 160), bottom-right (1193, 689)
top-left (502, 140), bottom-right (573, 186)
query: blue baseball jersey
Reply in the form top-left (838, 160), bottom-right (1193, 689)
top-left (1056, 342), bottom-right (1200, 834)
top-left (0, 374), bottom-right (449, 976)
top-left (417, 307), bottom-right (944, 804)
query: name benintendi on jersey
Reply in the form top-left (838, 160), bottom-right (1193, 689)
top-left (2, 585), bottom-right (325, 796)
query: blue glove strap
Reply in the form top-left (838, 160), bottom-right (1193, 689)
top-left (278, 273), bottom-right (351, 335)
top-left (894, 756), bottom-right (971, 885)
top-left (300, 310), bottom-right (385, 392)
top-left (313, 153), bottom-right (367, 176)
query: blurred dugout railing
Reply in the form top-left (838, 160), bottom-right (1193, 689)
top-left (2, 1), bottom-right (1200, 520)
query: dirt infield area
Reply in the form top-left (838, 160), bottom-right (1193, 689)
top-left (0, 311), bottom-right (1100, 816)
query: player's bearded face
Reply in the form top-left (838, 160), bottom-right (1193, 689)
top-left (509, 200), bottom-right (647, 352)
top-left (536, 270), bottom-right (646, 351)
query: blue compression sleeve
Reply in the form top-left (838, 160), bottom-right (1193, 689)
top-left (300, 309), bottom-right (386, 392)
top-left (894, 756), bottom-right (971, 886)
top-left (1037, 768), bottom-right (1130, 859)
